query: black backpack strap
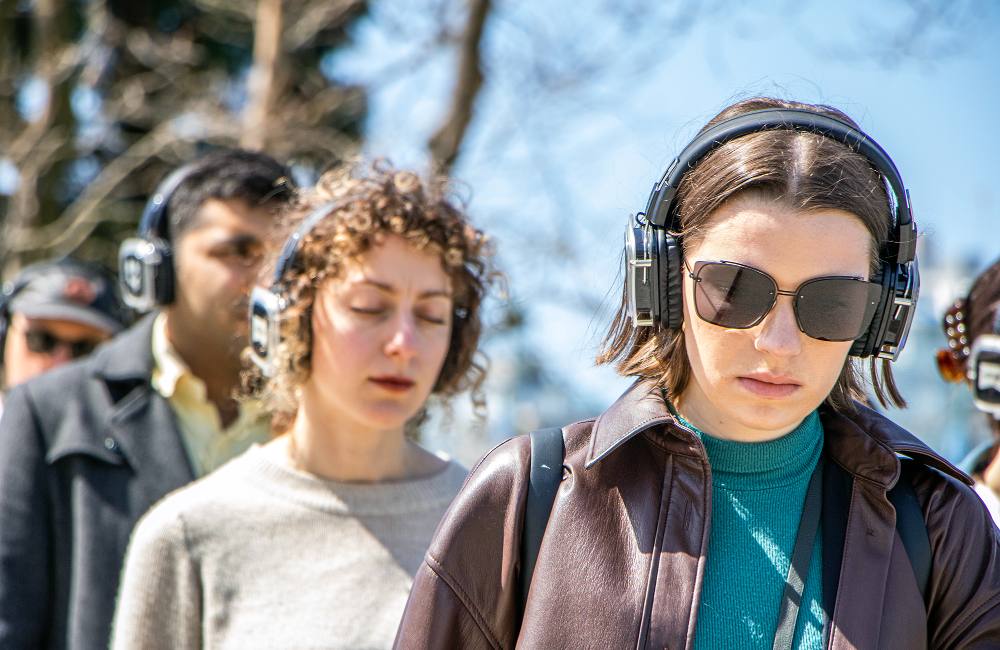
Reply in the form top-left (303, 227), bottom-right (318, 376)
top-left (822, 456), bottom-right (931, 633)
top-left (888, 461), bottom-right (932, 601)
top-left (821, 458), bottom-right (851, 623)
top-left (518, 427), bottom-right (565, 615)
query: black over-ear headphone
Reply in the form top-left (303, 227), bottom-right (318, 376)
top-left (624, 108), bottom-right (920, 361)
top-left (118, 165), bottom-right (196, 312)
top-left (248, 201), bottom-right (350, 377)
top-left (967, 310), bottom-right (1000, 417)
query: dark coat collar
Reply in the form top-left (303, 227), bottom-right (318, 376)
top-left (44, 311), bottom-right (194, 484)
top-left (91, 312), bottom-right (158, 384)
top-left (585, 379), bottom-right (971, 488)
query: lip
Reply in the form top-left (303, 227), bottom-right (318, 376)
top-left (369, 375), bottom-right (416, 393)
top-left (737, 372), bottom-right (802, 399)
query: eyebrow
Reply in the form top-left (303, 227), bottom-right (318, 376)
top-left (219, 233), bottom-right (263, 246)
top-left (359, 278), bottom-right (452, 299)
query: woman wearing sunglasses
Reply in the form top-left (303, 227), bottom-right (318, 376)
top-left (395, 98), bottom-right (1000, 648)
top-left (937, 258), bottom-right (1000, 527)
top-left (111, 162), bottom-right (494, 649)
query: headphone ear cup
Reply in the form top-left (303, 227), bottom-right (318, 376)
top-left (0, 308), bottom-right (8, 365)
top-left (155, 244), bottom-right (175, 305)
top-left (657, 231), bottom-right (684, 330)
top-left (850, 263), bottom-right (894, 358)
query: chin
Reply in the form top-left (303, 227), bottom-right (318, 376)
top-left (357, 402), bottom-right (422, 432)
top-left (733, 398), bottom-right (817, 436)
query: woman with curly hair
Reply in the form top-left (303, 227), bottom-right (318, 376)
top-left (111, 162), bottom-right (495, 649)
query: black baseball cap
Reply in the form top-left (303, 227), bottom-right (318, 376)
top-left (3, 258), bottom-right (128, 334)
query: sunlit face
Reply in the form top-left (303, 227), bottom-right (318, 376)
top-left (170, 198), bottom-right (272, 357)
top-left (677, 196), bottom-right (873, 441)
top-left (302, 234), bottom-right (453, 436)
top-left (3, 313), bottom-right (111, 387)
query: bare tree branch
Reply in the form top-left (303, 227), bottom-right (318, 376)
top-left (284, 0), bottom-right (363, 50)
top-left (428, 0), bottom-right (490, 172)
top-left (243, 0), bottom-right (283, 150)
top-left (7, 116), bottom-right (242, 256)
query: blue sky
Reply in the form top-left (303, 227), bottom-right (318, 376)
top-left (332, 0), bottom-right (1000, 458)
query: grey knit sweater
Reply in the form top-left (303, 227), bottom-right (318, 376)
top-left (111, 444), bottom-right (467, 650)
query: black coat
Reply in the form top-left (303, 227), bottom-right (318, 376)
top-left (0, 314), bottom-right (195, 650)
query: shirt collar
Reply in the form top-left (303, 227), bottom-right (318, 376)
top-left (150, 312), bottom-right (194, 399)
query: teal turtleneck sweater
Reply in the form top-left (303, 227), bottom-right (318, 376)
top-left (677, 409), bottom-right (826, 650)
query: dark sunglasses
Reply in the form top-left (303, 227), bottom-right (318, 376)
top-left (24, 328), bottom-right (101, 359)
top-left (687, 260), bottom-right (881, 342)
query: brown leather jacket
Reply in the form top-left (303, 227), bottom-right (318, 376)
top-left (396, 381), bottom-right (1000, 649)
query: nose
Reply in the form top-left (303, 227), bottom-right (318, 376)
top-left (753, 295), bottom-right (802, 358)
top-left (384, 312), bottom-right (418, 363)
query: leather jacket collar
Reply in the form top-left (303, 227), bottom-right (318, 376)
top-left (585, 379), bottom-right (970, 489)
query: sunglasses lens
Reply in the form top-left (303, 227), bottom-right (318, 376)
top-left (796, 278), bottom-right (880, 341)
top-left (23, 329), bottom-right (99, 358)
top-left (693, 262), bottom-right (776, 329)
top-left (24, 330), bottom-right (58, 354)
top-left (69, 341), bottom-right (97, 358)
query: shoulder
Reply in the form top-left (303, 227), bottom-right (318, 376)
top-left (132, 454), bottom-right (255, 550)
top-left (435, 435), bottom-right (530, 541)
top-left (427, 419), bottom-right (595, 568)
top-left (910, 463), bottom-right (997, 538)
top-left (436, 459), bottom-right (470, 498)
top-left (13, 357), bottom-right (99, 413)
top-left (833, 403), bottom-right (971, 485)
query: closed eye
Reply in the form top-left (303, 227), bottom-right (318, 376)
top-left (349, 306), bottom-right (386, 318)
top-left (418, 313), bottom-right (448, 326)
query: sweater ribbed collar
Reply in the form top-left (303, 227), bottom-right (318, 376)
top-left (672, 407), bottom-right (824, 491)
top-left (232, 444), bottom-right (467, 516)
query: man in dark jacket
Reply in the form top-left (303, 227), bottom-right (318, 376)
top-left (0, 149), bottom-right (293, 650)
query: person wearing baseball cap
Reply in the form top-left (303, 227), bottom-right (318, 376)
top-left (1, 258), bottom-right (128, 391)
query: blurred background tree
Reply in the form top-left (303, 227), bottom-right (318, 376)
top-left (1, 0), bottom-right (996, 459)
top-left (0, 0), bottom-right (368, 273)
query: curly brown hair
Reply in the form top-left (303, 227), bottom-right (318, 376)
top-left (598, 97), bottom-right (906, 412)
top-left (242, 160), bottom-right (496, 432)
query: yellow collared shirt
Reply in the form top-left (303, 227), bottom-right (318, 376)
top-left (150, 314), bottom-right (271, 478)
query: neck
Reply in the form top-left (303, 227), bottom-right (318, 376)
top-left (282, 387), bottom-right (443, 483)
top-left (983, 446), bottom-right (1000, 494)
top-left (162, 311), bottom-right (240, 424)
top-left (674, 392), bottom-right (796, 443)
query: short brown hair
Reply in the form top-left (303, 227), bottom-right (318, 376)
top-left (598, 97), bottom-right (906, 412)
top-left (243, 160), bottom-right (496, 431)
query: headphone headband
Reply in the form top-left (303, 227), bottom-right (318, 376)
top-left (624, 106), bottom-right (920, 361)
top-left (644, 108), bottom-right (916, 263)
top-left (269, 199), bottom-right (352, 289)
top-left (138, 164), bottom-right (199, 241)
top-left (249, 198), bottom-right (352, 376)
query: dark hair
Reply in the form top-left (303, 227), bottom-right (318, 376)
top-left (167, 149), bottom-right (293, 239)
top-left (242, 160), bottom-right (496, 432)
top-left (599, 96), bottom-right (905, 412)
top-left (938, 258), bottom-right (1000, 434)
top-left (956, 259), bottom-right (1000, 355)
